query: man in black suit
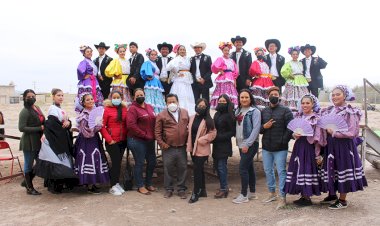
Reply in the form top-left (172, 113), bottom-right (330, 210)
top-left (300, 44), bottom-right (328, 97)
top-left (230, 35), bottom-right (252, 93)
top-left (190, 42), bottom-right (213, 102)
top-left (156, 42), bottom-right (173, 97)
top-left (94, 42), bottom-right (113, 99)
top-left (126, 42), bottom-right (145, 96)
top-left (264, 39), bottom-right (285, 93)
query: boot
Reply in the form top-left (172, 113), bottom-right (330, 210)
top-left (188, 189), bottom-right (201, 204)
top-left (214, 189), bottom-right (229, 199)
top-left (199, 188), bottom-right (207, 197)
top-left (25, 172), bottom-right (41, 195)
top-left (21, 172), bottom-right (35, 187)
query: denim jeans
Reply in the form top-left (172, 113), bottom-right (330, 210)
top-left (262, 149), bottom-right (288, 197)
top-left (23, 150), bottom-right (38, 174)
top-left (239, 142), bottom-right (259, 196)
top-left (214, 158), bottom-right (228, 191)
top-left (127, 137), bottom-right (156, 188)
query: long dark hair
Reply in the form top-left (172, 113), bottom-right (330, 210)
top-left (22, 89), bottom-right (36, 108)
top-left (195, 98), bottom-right (215, 132)
top-left (110, 90), bottom-right (123, 122)
top-left (217, 94), bottom-right (235, 120)
top-left (238, 89), bottom-right (256, 109)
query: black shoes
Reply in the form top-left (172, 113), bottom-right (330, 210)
top-left (293, 197), bottom-right (312, 206)
top-left (188, 192), bottom-right (200, 204)
top-left (25, 172), bottom-right (41, 195)
top-left (320, 194), bottom-right (338, 204)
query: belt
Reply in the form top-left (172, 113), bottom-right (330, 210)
top-left (170, 145), bottom-right (186, 149)
top-left (223, 70), bottom-right (232, 72)
top-left (179, 70), bottom-right (189, 72)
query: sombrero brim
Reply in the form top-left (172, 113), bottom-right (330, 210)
top-left (157, 44), bottom-right (173, 53)
top-left (265, 39), bottom-right (281, 52)
top-left (94, 45), bottom-right (110, 50)
top-left (301, 46), bottom-right (316, 55)
top-left (231, 38), bottom-right (247, 45)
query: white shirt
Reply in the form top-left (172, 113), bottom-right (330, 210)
top-left (169, 109), bottom-right (179, 122)
top-left (305, 57), bottom-right (312, 78)
top-left (236, 51), bottom-right (242, 73)
top-left (119, 58), bottom-right (130, 74)
top-left (270, 53), bottom-right (279, 77)
top-left (98, 55), bottom-right (105, 76)
top-left (130, 53), bottom-right (136, 64)
top-left (160, 57), bottom-right (168, 77)
top-left (195, 55), bottom-right (201, 80)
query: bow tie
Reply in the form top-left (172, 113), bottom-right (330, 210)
top-left (195, 55), bottom-right (201, 59)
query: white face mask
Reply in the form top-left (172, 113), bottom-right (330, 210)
top-left (167, 103), bottom-right (178, 112)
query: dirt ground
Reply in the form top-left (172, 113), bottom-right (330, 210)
top-left (1, 101), bottom-right (380, 226)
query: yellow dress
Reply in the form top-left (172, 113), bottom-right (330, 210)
top-left (104, 58), bottom-right (132, 104)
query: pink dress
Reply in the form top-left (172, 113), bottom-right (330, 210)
top-left (210, 57), bottom-right (238, 109)
top-left (249, 60), bottom-right (274, 107)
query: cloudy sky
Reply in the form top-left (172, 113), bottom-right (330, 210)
top-left (1, 0), bottom-right (379, 93)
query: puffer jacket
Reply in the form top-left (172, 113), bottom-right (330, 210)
top-left (100, 100), bottom-right (127, 144)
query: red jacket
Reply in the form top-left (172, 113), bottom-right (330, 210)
top-left (100, 100), bottom-right (128, 144)
top-left (126, 102), bottom-right (156, 141)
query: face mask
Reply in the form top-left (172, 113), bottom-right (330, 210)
top-left (216, 103), bottom-right (228, 112)
top-left (196, 107), bottom-right (207, 116)
top-left (167, 103), bottom-right (178, 112)
top-left (269, 96), bottom-right (279, 105)
top-left (25, 97), bottom-right (36, 106)
top-left (257, 55), bottom-right (264, 60)
top-left (136, 96), bottom-right (145, 104)
top-left (112, 99), bottom-right (121, 106)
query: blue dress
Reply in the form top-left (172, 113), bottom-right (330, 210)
top-left (140, 61), bottom-right (166, 114)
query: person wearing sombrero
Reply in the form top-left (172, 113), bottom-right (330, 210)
top-left (249, 47), bottom-right (275, 108)
top-left (190, 42), bottom-right (213, 102)
top-left (300, 44), bottom-right (328, 97)
top-left (230, 35), bottom-right (252, 93)
top-left (94, 42), bottom-right (113, 99)
top-left (280, 46), bottom-right (309, 110)
top-left (76, 45), bottom-right (104, 113)
top-left (156, 42), bottom-right (174, 96)
top-left (264, 39), bottom-right (286, 92)
top-left (105, 44), bottom-right (132, 105)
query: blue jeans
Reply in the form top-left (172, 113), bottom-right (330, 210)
top-left (239, 142), bottom-right (259, 196)
top-left (214, 158), bottom-right (228, 191)
top-left (127, 137), bottom-right (157, 188)
top-left (262, 149), bottom-right (288, 197)
top-left (23, 150), bottom-right (38, 173)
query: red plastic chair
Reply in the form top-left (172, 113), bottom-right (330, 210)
top-left (0, 141), bottom-right (24, 182)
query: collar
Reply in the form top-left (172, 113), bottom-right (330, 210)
top-left (99, 54), bottom-right (105, 58)
top-left (306, 57), bottom-right (311, 61)
top-left (270, 53), bottom-right (277, 58)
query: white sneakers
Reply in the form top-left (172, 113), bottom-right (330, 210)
top-left (109, 183), bottom-right (125, 196)
top-left (232, 194), bottom-right (249, 204)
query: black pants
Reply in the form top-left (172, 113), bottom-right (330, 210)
top-left (191, 156), bottom-right (208, 193)
top-left (308, 84), bottom-right (319, 98)
top-left (106, 141), bottom-right (126, 186)
top-left (97, 77), bottom-right (112, 100)
top-left (192, 84), bottom-right (210, 102)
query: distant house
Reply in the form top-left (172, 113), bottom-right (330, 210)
top-left (0, 82), bottom-right (19, 104)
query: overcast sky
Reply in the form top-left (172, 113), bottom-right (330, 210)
top-left (1, 0), bottom-right (379, 93)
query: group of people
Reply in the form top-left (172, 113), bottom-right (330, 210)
top-left (15, 35), bottom-right (366, 211)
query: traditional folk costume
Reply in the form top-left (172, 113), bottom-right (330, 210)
top-left (210, 42), bottom-right (238, 109)
top-left (281, 46), bottom-right (309, 110)
top-left (285, 94), bottom-right (325, 198)
top-left (73, 95), bottom-right (109, 185)
top-left (320, 86), bottom-right (367, 196)
top-left (249, 47), bottom-right (274, 108)
top-left (105, 44), bottom-right (132, 105)
top-left (76, 46), bottom-right (104, 113)
top-left (140, 49), bottom-right (166, 114)
top-left (166, 45), bottom-right (195, 116)
top-left (35, 104), bottom-right (78, 193)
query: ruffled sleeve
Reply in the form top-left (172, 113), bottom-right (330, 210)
top-left (211, 57), bottom-right (226, 74)
top-left (140, 61), bottom-right (154, 81)
top-left (249, 61), bottom-right (262, 78)
top-left (77, 60), bottom-right (89, 80)
top-left (105, 59), bottom-right (122, 78)
top-left (77, 112), bottom-right (100, 138)
top-left (165, 57), bottom-right (179, 72)
top-left (333, 105), bottom-right (362, 139)
top-left (280, 62), bottom-right (293, 80)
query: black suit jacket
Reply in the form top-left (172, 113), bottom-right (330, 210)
top-left (127, 53), bottom-right (145, 90)
top-left (265, 53), bottom-right (285, 87)
top-left (301, 56), bottom-right (327, 89)
top-left (156, 56), bottom-right (173, 80)
top-left (93, 55), bottom-right (113, 97)
top-left (230, 49), bottom-right (252, 91)
top-left (94, 54), bottom-right (113, 77)
top-left (190, 53), bottom-right (213, 88)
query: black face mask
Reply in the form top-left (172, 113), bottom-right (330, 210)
top-left (269, 96), bottom-right (279, 105)
top-left (136, 96), bottom-right (145, 104)
top-left (25, 97), bottom-right (36, 107)
top-left (216, 103), bottom-right (228, 113)
top-left (196, 107), bottom-right (207, 116)
top-left (257, 55), bottom-right (264, 60)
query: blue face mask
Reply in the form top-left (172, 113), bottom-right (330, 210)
top-left (112, 99), bottom-right (122, 106)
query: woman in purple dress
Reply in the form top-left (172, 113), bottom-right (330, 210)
top-left (74, 93), bottom-right (110, 194)
top-left (76, 45), bottom-right (104, 113)
top-left (320, 85), bottom-right (367, 210)
top-left (285, 94), bottom-right (326, 206)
